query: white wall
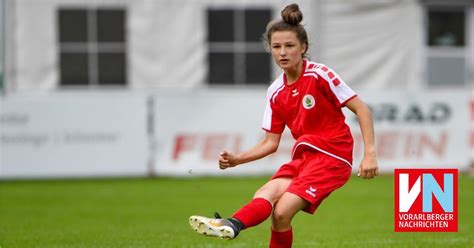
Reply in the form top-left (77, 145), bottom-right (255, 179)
top-left (318, 0), bottom-right (424, 91)
top-left (0, 0), bottom-right (3, 84)
top-left (4, 0), bottom-right (426, 92)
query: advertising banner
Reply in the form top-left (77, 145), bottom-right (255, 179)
top-left (0, 93), bottom-right (149, 178)
top-left (153, 90), bottom-right (285, 176)
top-left (348, 91), bottom-right (470, 170)
top-left (153, 90), bottom-right (470, 176)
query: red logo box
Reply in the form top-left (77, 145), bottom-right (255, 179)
top-left (394, 169), bottom-right (458, 232)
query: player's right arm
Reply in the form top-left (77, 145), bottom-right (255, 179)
top-left (219, 132), bottom-right (281, 170)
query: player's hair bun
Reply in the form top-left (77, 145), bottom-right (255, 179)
top-left (281, 3), bottom-right (303, 26)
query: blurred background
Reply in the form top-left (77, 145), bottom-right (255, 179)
top-left (0, 1), bottom-right (473, 247)
top-left (0, 0), bottom-right (473, 178)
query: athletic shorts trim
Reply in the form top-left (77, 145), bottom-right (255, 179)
top-left (291, 142), bottom-right (352, 167)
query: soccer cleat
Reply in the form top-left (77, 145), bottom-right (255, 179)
top-left (189, 213), bottom-right (239, 240)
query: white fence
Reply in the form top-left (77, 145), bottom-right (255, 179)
top-left (0, 90), bottom-right (471, 178)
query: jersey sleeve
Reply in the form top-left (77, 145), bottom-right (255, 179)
top-left (262, 85), bottom-right (285, 134)
top-left (316, 64), bottom-right (357, 107)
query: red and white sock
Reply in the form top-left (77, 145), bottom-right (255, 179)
top-left (269, 227), bottom-right (293, 248)
top-left (232, 197), bottom-right (272, 229)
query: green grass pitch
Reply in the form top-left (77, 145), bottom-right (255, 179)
top-left (0, 175), bottom-right (473, 247)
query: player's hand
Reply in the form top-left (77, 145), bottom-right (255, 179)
top-left (357, 155), bottom-right (378, 179)
top-left (218, 150), bottom-right (239, 170)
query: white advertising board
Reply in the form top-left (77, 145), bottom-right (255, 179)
top-left (153, 90), bottom-right (286, 176)
top-left (1, 90), bottom-right (469, 178)
top-left (153, 90), bottom-right (471, 176)
top-left (0, 93), bottom-right (149, 178)
top-left (347, 91), bottom-right (470, 170)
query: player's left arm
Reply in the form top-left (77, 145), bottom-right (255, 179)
top-left (346, 96), bottom-right (379, 179)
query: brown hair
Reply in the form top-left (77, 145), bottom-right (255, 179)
top-left (264, 3), bottom-right (309, 56)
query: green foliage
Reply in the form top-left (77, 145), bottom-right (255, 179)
top-left (0, 175), bottom-right (472, 247)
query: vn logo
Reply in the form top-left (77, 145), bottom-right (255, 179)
top-left (394, 169), bottom-right (458, 232)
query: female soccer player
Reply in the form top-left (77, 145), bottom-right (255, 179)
top-left (190, 3), bottom-right (378, 247)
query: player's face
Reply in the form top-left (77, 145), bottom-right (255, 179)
top-left (270, 31), bottom-right (306, 71)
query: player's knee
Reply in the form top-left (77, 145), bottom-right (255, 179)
top-left (254, 179), bottom-right (290, 204)
top-left (254, 186), bottom-right (276, 204)
top-left (272, 208), bottom-right (291, 225)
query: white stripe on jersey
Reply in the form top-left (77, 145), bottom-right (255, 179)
top-left (262, 74), bottom-right (285, 131)
top-left (315, 64), bottom-right (356, 105)
top-left (303, 73), bottom-right (319, 79)
top-left (271, 84), bottom-right (285, 103)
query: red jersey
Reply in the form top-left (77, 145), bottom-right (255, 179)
top-left (262, 60), bottom-right (357, 166)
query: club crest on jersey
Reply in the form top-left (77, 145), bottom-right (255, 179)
top-left (302, 94), bottom-right (315, 109)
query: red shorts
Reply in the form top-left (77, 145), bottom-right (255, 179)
top-left (271, 150), bottom-right (352, 214)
